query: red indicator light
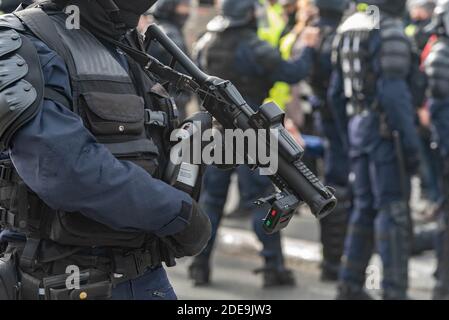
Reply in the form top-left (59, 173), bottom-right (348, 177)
top-left (271, 209), bottom-right (277, 217)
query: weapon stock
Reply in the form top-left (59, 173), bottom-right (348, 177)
top-left (143, 24), bottom-right (337, 233)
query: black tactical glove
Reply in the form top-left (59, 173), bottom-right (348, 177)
top-left (161, 201), bottom-right (211, 259)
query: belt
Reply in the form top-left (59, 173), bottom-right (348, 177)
top-left (111, 249), bottom-right (159, 281)
top-left (18, 248), bottom-right (162, 300)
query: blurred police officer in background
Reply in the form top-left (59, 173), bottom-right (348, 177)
top-left (147, 0), bottom-right (193, 120)
top-left (424, 0), bottom-right (449, 300)
top-left (406, 0), bottom-right (436, 51)
top-left (407, 0), bottom-right (442, 211)
top-left (188, 0), bottom-right (320, 288)
top-left (307, 0), bottom-right (351, 282)
top-left (0, 0), bottom-right (211, 300)
top-left (331, 0), bottom-right (421, 300)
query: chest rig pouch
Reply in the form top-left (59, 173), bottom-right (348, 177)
top-left (3, 8), bottom-right (178, 249)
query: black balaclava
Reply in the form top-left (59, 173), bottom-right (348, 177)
top-left (51, 0), bottom-right (156, 39)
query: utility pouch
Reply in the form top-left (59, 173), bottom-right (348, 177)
top-left (21, 269), bottom-right (112, 300)
top-left (0, 253), bottom-right (19, 300)
top-left (80, 91), bottom-right (161, 175)
top-left (81, 92), bottom-right (145, 137)
top-left (47, 280), bottom-right (112, 300)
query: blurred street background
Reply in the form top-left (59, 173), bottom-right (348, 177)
top-left (169, 178), bottom-right (436, 300)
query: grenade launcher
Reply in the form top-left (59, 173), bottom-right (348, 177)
top-left (118, 24), bottom-right (338, 234)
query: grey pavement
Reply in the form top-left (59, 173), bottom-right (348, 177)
top-left (168, 226), bottom-right (435, 300)
top-left (168, 251), bottom-right (337, 300)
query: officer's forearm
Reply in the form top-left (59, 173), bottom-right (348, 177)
top-left (379, 78), bottom-right (420, 153)
top-left (10, 100), bottom-right (192, 236)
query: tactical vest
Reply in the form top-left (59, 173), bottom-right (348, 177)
top-left (0, 9), bottom-right (178, 252)
top-left (201, 29), bottom-right (274, 107)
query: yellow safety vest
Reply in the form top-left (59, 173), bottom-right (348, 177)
top-left (257, 2), bottom-right (285, 48)
top-left (265, 32), bottom-right (298, 110)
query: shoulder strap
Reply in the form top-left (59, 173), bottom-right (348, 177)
top-left (14, 8), bottom-right (70, 61)
top-left (14, 8), bottom-right (75, 110)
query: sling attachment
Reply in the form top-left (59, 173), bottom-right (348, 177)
top-left (144, 109), bottom-right (168, 127)
top-left (95, 32), bottom-right (201, 93)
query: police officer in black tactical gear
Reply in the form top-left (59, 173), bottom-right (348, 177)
top-left (424, 0), bottom-right (449, 300)
top-left (331, 0), bottom-right (421, 300)
top-left (188, 0), bottom-right (320, 288)
top-left (148, 0), bottom-right (192, 120)
top-left (307, 0), bottom-right (350, 282)
top-left (0, 0), bottom-right (211, 300)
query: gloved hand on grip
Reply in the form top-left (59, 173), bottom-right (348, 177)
top-left (161, 201), bottom-right (211, 258)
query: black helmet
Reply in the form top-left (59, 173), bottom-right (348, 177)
top-left (408, 0), bottom-right (436, 12)
top-left (149, 0), bottom-right (191, 19)
top-left (361, 0), bottom-right (407, 16)
top-left (149, 0), bottom-right (191, 26)
top-left (208, 0), bottom-right (260, 31)
top-left (427, 0), bottom-right (449, 35)
top-left (313, 0), bottom-right (349, 13)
